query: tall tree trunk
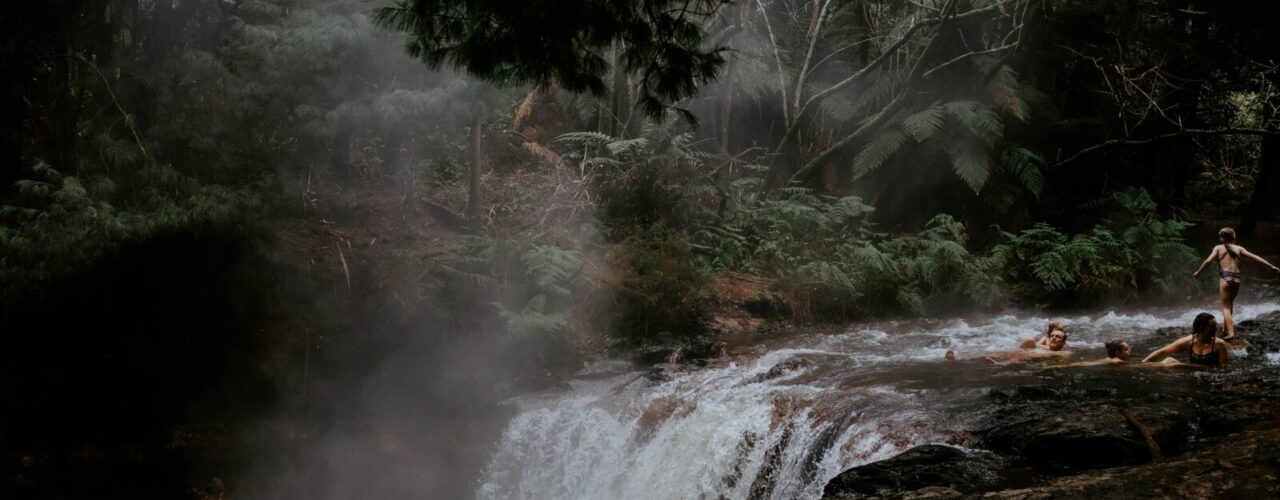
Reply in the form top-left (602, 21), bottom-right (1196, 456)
top-left (53, 6), bottom-right (78, 173)
top-left (466, 116), bottom-right (483, 222)
top-left (715, 55), bottom-right (736, 219)
top-left (0, 38), bottom-right (26, 193)
top-left (1240, 132), bottom-right (1280, 237)
top-left (611, 41), bottom-right (631, 137)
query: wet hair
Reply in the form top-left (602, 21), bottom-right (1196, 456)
top-left (1219, 227), bottom-right (1236, 243)
top-left (1192, 313), bottom-right (1217, 341)
top-left (1104, 340), bottom-right (1127, 358)
top-left (1045, 322), bottom-right (1066, 337)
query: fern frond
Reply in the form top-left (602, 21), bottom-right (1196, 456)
top-left (902, 105), bottom-right (946, 142)
top-left (851, 129), bottom-right (908, 177)
top-left (606, 138), bottom-right (650, 156)
top-left (1002, 147), bottom-right (1045, 197)
top-left (945, 140), bottom-right (993, 193)
top-left (987, 65), bottom-right (1030, 122)
top-left (827, 196), bottom-right (875, 223)
top-left (944, 100), bottom-right (1004, 141)
top-left (522, 245), bottom-right (583, 295)
top-left (554, 131), bottom-right (616, 146)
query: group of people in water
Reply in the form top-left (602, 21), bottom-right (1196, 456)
top-left (946, 227), bottom-right (1278, 368)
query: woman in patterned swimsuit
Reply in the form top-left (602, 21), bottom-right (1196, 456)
top-left (1192, 227), bottom-right (1280, 339)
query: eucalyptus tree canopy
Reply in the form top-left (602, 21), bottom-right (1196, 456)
top-left (372, 0), bottom-right (728, 119)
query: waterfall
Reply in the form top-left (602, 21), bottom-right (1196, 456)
top-left (477, 302), bottom-right (1280, 500)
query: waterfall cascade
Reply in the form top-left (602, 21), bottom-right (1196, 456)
top-left (478, 303), bottom-right (1280, 500)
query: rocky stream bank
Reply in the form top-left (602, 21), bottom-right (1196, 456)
top-left (823, 314), bottom-right (1280, 499)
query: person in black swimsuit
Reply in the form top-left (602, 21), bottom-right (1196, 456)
top-left (1192, 227), bottom-right (1280, 339)
top-left (1142, 313), bottom-right (1228, 367)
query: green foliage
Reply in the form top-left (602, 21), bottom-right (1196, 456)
top-left (373, 0), bottom-right (728, 118)
top-left (692, 193), bottom-right (1001, 319)
top-left (1, 164), bottom-right (260, 306)
top-left (614, 225), bottom-right (709, 341)
top-left (498, 294), bottom-right (568, 339)
top-left (997, 188), bottom-right (1196, 298)
top-left (850, 95), bottom-right (1041, 195)
top-left (521, 245), bottom-right (584, 296)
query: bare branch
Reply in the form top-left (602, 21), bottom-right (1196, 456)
top-left (1055, 128), bottom-right (1278, 167)
top-left (921, 42), bottom-right (1018, 78)
top-left (755, 0), bottom-right (791, 126)
top-left (799, 0), bottom-right (1009, 113)
top-left (793, 0), bottom-right (835, 113)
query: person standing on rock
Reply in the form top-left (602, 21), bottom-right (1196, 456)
top-left (1142, 313), bottom-right (1228, 367)
top-left (1192, 227), bottom-right (1280, 340)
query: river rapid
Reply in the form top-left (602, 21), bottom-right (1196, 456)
top-left (476, 302), bottom-right (1280, 500)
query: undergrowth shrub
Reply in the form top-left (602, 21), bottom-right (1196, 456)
top-left (0, 163), bottom-right (260, 311)
top-left (693, 190), bottom-right (1001, 320)
top-left (997, 188), bottom-right (1196, 301)
top-left (612, 225), bottom-right (709, 342)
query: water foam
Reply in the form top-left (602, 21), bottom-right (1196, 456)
top-left (476, 303), bottom-right (1280, 499)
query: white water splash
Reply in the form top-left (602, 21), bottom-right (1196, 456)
top-left (476, 303), bottom-right (1280, 500)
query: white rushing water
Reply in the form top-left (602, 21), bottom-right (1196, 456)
top-left (476, 302), bottom-right (1280, 500)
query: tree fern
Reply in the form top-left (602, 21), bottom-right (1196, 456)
top-left (987, 65), bottom-right (1031, 122)
top-left (943, 100), bottom-right (1004, 142)
top-left (851, 129), bottom-right (909, 177)
top-left (497, 294), bottom-right (568, 338)
top-left (522, 245), bottom-right (583, 295)
top-left (826, 196), bottom-right (875, 224)
top-left (1001, 147), bottom-right (1045, 197)
top-left (945, 140), bottom-right (993, 193)
top-left (902, 105), bottom-right (947, 142)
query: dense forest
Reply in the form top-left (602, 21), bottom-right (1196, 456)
top-left (3, 1), bottom-right (1280, 498)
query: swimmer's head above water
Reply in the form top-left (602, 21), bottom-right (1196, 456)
top-left (1192, 312), bottom-right (1218, 342)
top-left (1104, 340), bottom-right (1131, 361)
top-left (1046, 329), bottom-right (1068, 351)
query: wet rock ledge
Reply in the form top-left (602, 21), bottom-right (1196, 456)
top-left (824, 313), bottom-right (1280, 499)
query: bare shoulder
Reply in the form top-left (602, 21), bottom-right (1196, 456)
top-left (1214, 338), bottom-right (1231, 348)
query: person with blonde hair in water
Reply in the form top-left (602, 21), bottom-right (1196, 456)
top-left (1192, 227), bottom-right (1280, 339)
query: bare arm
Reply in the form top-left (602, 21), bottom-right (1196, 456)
top-left (1043, 358), bottom-right (1121, 369)
top-left (1193, 247), bottom-right (1219, 277)
top-left (1239, 247), bottom-right (1280, 272)
top-left (1216, 339), bottom-right (1229, 366)
top-left (1142, 337), bottom-right (1189, 363)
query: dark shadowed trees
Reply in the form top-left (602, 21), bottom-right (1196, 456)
top-left (371, 0), bottom-right (729, 119)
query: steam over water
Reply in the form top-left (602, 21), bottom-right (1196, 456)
top-left (477, 303), bottom-right (1280, 499)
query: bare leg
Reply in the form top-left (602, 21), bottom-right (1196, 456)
top-left (1220, 279), bottom-right (1238, 339)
